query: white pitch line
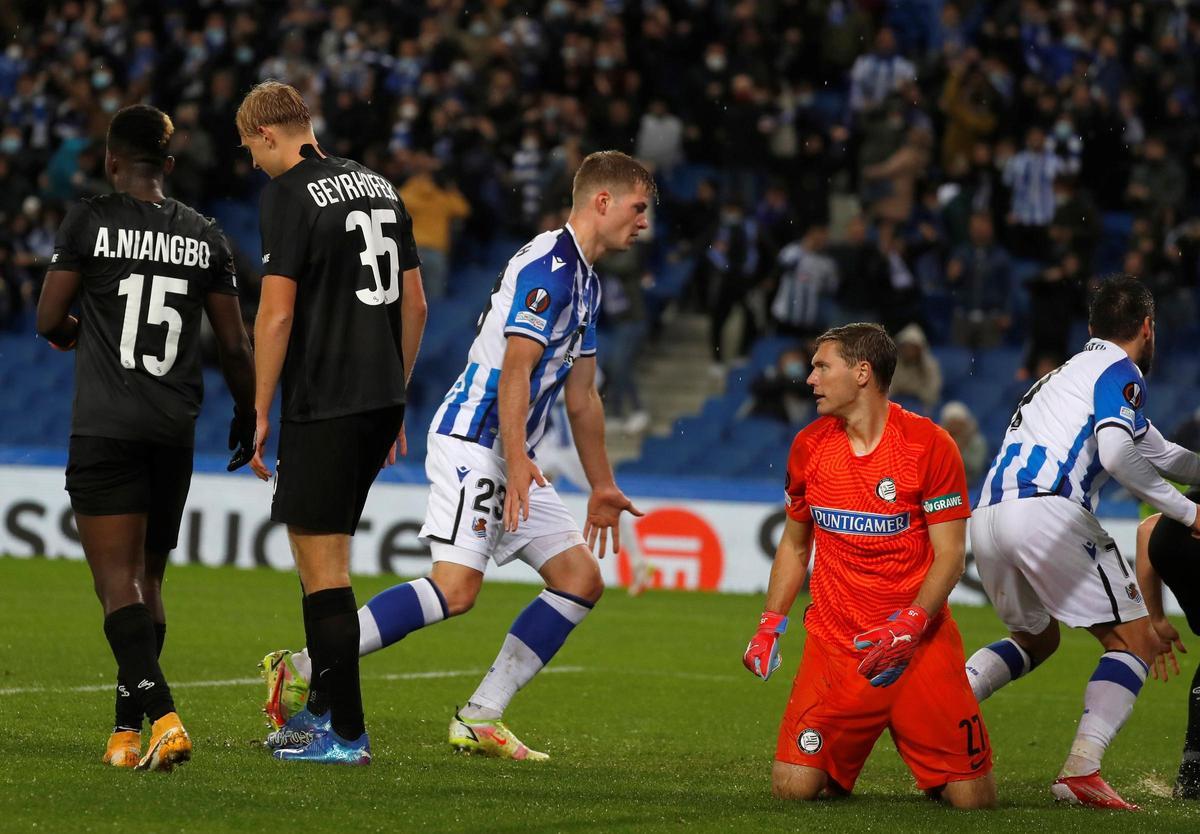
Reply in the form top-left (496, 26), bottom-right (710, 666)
top-left (0, 665), bottom-right (586, 697)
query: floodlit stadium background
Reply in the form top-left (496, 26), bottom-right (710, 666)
top-left (1, 1), bottom-right (1199, 595)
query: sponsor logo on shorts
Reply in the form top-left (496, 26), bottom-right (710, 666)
top-left (876, 477), bottom-right (897, 502)
top-left (472, 517), bottom-right (488, 539)
top-left (922, 493), bottom-right (963, 514)
top-left (1083, 541), bottom-right (1097, 560)
top-left (1120, 406), bottom-right (1135, 422)
top-left (1126, 582), bottom-right (1141, 602)
top-left (515, 310), bottom-right (547, 331)
top-left (810, 506), bottom-right (910, 537)
top-left (797, 728), bottom-right (823, 755)
top-left (525, 287), bottom-right (551, 314)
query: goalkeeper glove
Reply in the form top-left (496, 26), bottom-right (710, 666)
top-left (226, 406), bottom-right (256, 471)
top-left (743, 611), bottom-right (788, 681)
top-left (853, 605), bottom-right (929, 687)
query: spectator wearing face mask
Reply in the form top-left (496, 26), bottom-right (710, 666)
top-left (748, 345), bottom-right (815, 424)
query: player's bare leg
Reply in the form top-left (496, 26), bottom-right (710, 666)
top-left (937, 773), bottom-right (997, 809)
top-left (274, 528), bottom-right (370, 764)
top-left (452, 545), bottom-right (601, 761)
top-left (771, 761), bottom-right (834, 800)
top-left (77, 513), bottom-right (186, 771)
top-left (1051, 617), bottom-right (1157, 810)
top-left (430, 560), bottom-right (486, 615)
top-left (966, 619), bottom-right (1060, 702)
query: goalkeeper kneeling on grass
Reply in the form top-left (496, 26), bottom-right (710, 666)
top-left (741, 323), bottom-right (996, 808)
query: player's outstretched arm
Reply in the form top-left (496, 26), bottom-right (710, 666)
top-left (249, 274), bottom-right (296, 481)
top-left (564, 355), bottom-right (643, 557)
top-left (1135, 513), bottom-right (1187, 679)
top-left (1137, 422), bottom-right (1200, 486)
top-left (499, 335), bottom-right (547, 532)
top-left (205, 292), bottom-right (256, 470)
top-left (744, 517), bottom-right (812, 681)
top-left (36, 270), bottom-right (82, 350)
top-left (1097, 425), bottom-right (1200, 530)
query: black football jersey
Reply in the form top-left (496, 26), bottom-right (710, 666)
top-left (50, 194), bottom-right (239, 447)
top-left (258, 145), bottom-right (420, 422)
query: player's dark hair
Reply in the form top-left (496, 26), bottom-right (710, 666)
top-left (107, 105), bottom-right (174, 168)
top-left (815, 322), bottom-right (897, 392)
top-left (1089, 275), bottom-right (1155, 342)
top-left (572, 150), bottom-right (658, 205)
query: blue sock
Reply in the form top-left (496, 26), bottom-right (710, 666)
top-left (464, 589), bottom-right (593, 717)
top-left (359, 577), bottom-right (448, 656)
top-left (965, 637), bottom-right (1032, 701)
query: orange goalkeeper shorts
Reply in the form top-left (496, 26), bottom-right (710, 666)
top-left (774, 615), bottom-right (992, 793)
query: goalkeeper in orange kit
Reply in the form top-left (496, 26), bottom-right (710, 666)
top-left (741, 324), bottom-right (996, 808)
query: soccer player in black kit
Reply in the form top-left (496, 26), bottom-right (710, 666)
top-left (36, 105), bottom-right (256, 772)
top-left (237, 81), bottom-right (426, 765)
top-left (1135, 487), bottom-right (1200, 798)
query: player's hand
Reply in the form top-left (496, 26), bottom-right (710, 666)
top-left (1150, 616), bottom-right (1187, 681)
top-left (226, 406), bottom-right (256, 471)
top-left (250, 413), bottom-right (272, 481)
top-left (584, 484), bottom-right (644, 558)
top-left (384, 423), bottom-right (407, 468)
top-left (743, 611), bottom-right (788, 681)
top-left (47, 314), bottom-right (79, 351)
top-left (504, 454), bottom-right (546, 532)
top-left (853, 606), bottom-right (930, 687)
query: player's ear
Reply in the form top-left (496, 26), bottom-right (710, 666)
top-left (257, 125), bottom-right (274, 148)
top-left (162, 156), bottom-right (176, 176)
top-left (105, 149), bottom-right (118, 179)
top-left (595, 190), bottom-right (610, 215)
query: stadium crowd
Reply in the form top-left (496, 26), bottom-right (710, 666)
top-left (3, 0), bottom-right (1200, 441)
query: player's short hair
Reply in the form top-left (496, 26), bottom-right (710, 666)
top-left (1089, 275), bottom-right (1155, 342)
top-left (571, 150), bottom-right (657, 206)
top-left (235, 80), bottom-right (311, 137)
top-left (107, 105), bottom-right (174, 166)
top-left (815, 322), bottom-right (897, 392)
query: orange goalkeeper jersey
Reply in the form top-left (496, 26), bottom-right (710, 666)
top-left (784, 402), bottom-right (972, 647)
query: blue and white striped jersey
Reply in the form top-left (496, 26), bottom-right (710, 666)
top-left (979, 339), bottom-right (1149, 514)
top-left (430, 223), bottom-right (600, 456)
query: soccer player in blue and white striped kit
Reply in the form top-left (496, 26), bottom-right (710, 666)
top-left (261, 151), bottom-right (652, 759)
top-left (965, 276), bottom-right (1200, 810)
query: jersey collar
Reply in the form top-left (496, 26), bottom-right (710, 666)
top-left (564, 222), bottom-right (594, 272)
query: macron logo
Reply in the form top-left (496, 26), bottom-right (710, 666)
top-left (456, 465), bottom-right (470, 483)
top-left (262, 253), bottom-right (271, 265)
top-left (551, 256), bottom-right (566, 272)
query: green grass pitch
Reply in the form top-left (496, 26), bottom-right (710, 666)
top-left (2, 556), bottom-right (1199, 833)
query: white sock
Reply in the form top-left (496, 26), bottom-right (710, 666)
top-left (1061, 651), bottom-right (1148, 777)
top-left (460, 589), bottom-right (592, 720)
top-left (965, 638), bottom-right (1033, 702)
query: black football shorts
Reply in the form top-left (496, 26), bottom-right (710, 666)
top-left (65, 435), bottom-right (194, 552)
top-left (271, 405), bottom-right (405, 535)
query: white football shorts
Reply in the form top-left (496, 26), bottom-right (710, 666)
top-left (418, 433), bottom-right (586, 574)
top-left (970, 495), bottom-right (1147, 633)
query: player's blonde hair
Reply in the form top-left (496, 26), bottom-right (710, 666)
top-left (236, 80), bottom-right (311, 137)
top-left (571, 150), bottom-right (657, 206)
top-left (816, 323), bottom-right (897, 392)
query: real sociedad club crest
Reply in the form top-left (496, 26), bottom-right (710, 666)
top-left (1123, 381), bottom-right (1143, 408)
top-left (876, 477), bottom-right (897, 502)
top-left (525, 287), bottom-right (551, 314)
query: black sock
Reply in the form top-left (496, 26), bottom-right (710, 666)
top-left (113, 620), bottom-right (167, 731)
top-left (1185, 663), bottom-right (1200, 754)
top-left (103, 604), bottom-right (174, 724)
top-left (305, 587), bottom-right (363, 740)
top-left (302, 594), bottom-right (330, 717)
